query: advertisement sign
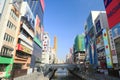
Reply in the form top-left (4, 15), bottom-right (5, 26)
top-left (111, 23), bottom-right (120, 39)
top-left (17, 44), bottom-right (32, 54)
top-left (21, 2), bottom-right (35, 28)
top-left (102, 29), bottom-right (113, 68)
top-left (95, 20), bottom-right (101, 33)
top-left (0, 0), bottom-right (5, 14)
top-left (104, 0), bottom-right (120, 28)
top-left (35, 15), bottom-right (41, 40)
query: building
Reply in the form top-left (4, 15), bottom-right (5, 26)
top-left (95, 11), bottom-right (113, 72)
top-left (73, 34), bottom-right (85, 64)
top-left (18, 0), bottom-right (45, 72)
top-left (0, 0), bottom-right (22, 79)
top-left (103, 0), bottom-right (120, 77)
top-left (85, 11), bottom-right (101, 66)
top-left (41, 32), bottom-right (50, 64)
top-left (12, 1), bottom-right (35, 77)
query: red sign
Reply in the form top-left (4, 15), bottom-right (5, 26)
top-left (105, 0), bottom-right (120, 29)
top-left (17, 44), bottom-right (32, 54)
top-left (40, 0), bottom-right (45, 11)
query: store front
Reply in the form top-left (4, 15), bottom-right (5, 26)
top-left (0, 57), bottom-right (13, 79)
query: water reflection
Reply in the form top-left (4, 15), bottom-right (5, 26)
top-left (51, 68), bottom-right (81, 80)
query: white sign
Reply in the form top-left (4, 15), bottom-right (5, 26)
top-left (0, 0), bottom-right (5, 14)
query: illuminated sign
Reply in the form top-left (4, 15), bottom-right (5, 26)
top-left (104, 0), bottom-right (120, 29)
top-left (102, 29), bottom-right (113, 68)
top-left (21, 2), bottom-right (35, 28)
top-left (17, 44), bottom-right (32, 54)
top-left (111, 23), bottom-right (120, 39)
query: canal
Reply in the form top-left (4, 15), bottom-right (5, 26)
top-left (50, 68), bottom-right (81, 80)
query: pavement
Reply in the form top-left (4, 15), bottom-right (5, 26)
top-left (14, 72), bottom-right (49, 80)
top-left (71, 70), bottom-right (120, 80)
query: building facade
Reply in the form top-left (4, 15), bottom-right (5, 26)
top-left (85, 11), bottom-right (101, 66)
top-left (103, 0), bottom-right (120, 77)
top-left (41, 32), bottom-right (50, 64)
top-left (73, 34), bottom-right (85, 64)
top-left (0, 0), bottom-right (22, 78)
top-left (95, 11), bottom-right (113, 70)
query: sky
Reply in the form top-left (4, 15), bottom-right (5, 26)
top-left (44, 0), bottom-right (105, 60)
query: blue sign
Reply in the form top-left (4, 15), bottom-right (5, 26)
top-left (111, 23), bottom-right (120, 39)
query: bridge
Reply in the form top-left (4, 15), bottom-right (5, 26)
top-left (49, 64), bottom-right (77, 70)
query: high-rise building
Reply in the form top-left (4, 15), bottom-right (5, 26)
top-left (95, 11), bottom-right (113, 70)
top-left (22, 0), bottom-right (45, 71)
top-left (85, 11), bottom-right (101, 66)
top-left (53, 36), bottom-right (57, 53)
top-left (73, 34), bottom-right (85, 64)
top-left (0, 0), bottom-right (22, 79)
top-left (41, 32), bottom-right (50, 64)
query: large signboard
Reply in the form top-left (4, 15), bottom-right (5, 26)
top-left (17, 44), bottom-right (32, 54)
top-left (104, 0), bottom-right (120, 29)
top-left (111, 23), bottom-right (120, 39)
top-left (21, 2), bottom-right (35, 28)
top-left (102, 29), bottom-right (113, 68)
top-left (0, 0), bottom-right (5, 14)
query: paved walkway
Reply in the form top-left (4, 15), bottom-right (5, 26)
top-left (72, 71), bottom-right (120, 80)
top-left (14, 72), bottom-right (49, 80)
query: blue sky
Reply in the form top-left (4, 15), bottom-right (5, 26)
top-left (44, 0), bottom-right (105, 60)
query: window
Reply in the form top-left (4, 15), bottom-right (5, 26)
top-left (7, 20), bottom-right (16, 31)
top-left (4, 33), bottom-right (14, 43)
top-left (0, 46), bottom-right (13, 57)
top-left (10, 10), bottom-right (19, 21)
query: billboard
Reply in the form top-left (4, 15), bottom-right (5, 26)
top-left (111, 23), bottom-right (120, 39)
top-left (95, 20), bottom-right (101, 33)
top-left (102, 29), bottom-right (113, 68)
top-left (21, 2), bottom-right (35, 28)
top-left (0, 0), bottom-right (5, 14)
top-left (104, 0), bottom-right (120, 29)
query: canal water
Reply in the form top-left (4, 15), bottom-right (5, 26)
top-left (51, 68), bottom-right (81, 80)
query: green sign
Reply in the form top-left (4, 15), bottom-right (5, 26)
top-left (33, 37), bottom-right (42, 47)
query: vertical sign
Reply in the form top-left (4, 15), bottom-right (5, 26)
top-left (102, 29), bottom-right (113, 68)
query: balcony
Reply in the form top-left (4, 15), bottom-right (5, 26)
top-left (21, 16), bottom-right (34, 31)
top-left (18, 34), bottom-right (33, 47)
top-left (22, 23), bottom-right (34, 38)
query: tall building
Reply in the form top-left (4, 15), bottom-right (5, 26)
top-left (41, 32), bottom-right (50, 64)
top-left (53, 36), bottom-right (57, 53)
top-left (103, 0), bottom-right (120, 77)
top-left (12, 1), bottom-right (35, 77)
top-left (85, 11), bottom-right (101, 66)
top-left (73, 34), bottom-right (85, 64)
top-left (0, 0), bottom-right (22, 79)
top-left (94, 11), bottom-right (113, 70)
top-left (19, 0), bottom-right (45, 72)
